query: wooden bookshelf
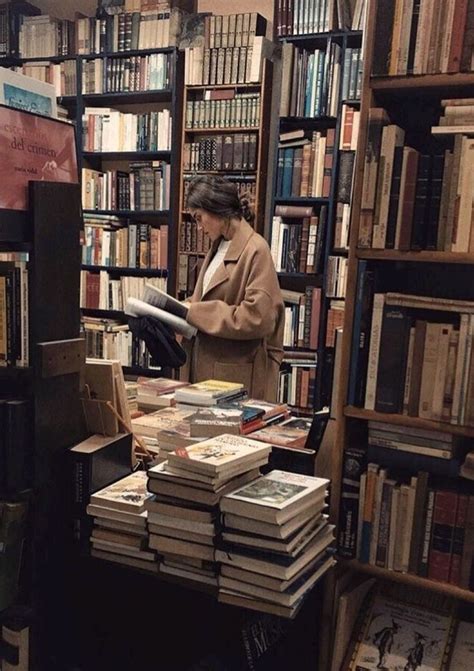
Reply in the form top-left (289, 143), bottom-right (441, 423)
top-left (269, 29), bottom-right (363, 412)
top-left (330, 5), bottom-right (474, 660)
top-left (344, 406), bottom-right (474, 439)
top-left (356, 249), bottom-right (474, 264)
top-left (341, 559), bottom-right (474, 603)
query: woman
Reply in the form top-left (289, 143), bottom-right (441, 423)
top-left (180, 175), bottom-right (284, 402)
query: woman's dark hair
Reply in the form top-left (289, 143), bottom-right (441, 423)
top-left (186, 175), bottom-right (255, 224)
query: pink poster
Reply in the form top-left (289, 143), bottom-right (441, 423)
top-left (0, 105), bottom-right (78, 210)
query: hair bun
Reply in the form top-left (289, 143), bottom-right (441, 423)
top-left (239, 194), bottom-right (255, 224)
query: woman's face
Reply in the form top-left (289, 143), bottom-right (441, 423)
top-left (190, 208), bottom-right (226, 241)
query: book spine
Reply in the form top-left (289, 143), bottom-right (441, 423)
top-left (428, 489), bottom-right (458, 582)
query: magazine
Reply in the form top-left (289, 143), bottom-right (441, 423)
top-left (125, 297), bottom-right (196, 339)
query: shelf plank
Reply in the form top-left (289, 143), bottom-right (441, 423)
top-left (81, 308), bottom-right (125, 319)
top-left (82, 89), bottom-right (173, 104)
top-left (344, 406), bottom-right (474, 437)
top-left (83, 209), bottom-right (169, 218)
top-left (274, 197), bottom-right (330, 204)
top-left (371, 72), bottom-right (474, 92)
top-left (83, 151), bottom-right (171, 160)
top-left (341, 559), bottom-right (474, 603)
top-left (186, 83), bottom-right (261, 90)
top-left (279, 115), bottom-right (337, 126)
top-left (184, 127), bottom-right (259, 133)
top-left (357, 249), bottom-right (474, 264)
top-left (81, 265), bottom-right (167, 276)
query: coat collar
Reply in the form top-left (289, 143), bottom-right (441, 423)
top-left (196, 218), bottom-right (254, 300)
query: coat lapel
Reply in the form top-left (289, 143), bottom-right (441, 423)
top-left (199, 219), bottom-right (254, 300)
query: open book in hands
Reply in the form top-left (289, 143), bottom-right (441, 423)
top-left (125, 283), bottom-right (197, 339)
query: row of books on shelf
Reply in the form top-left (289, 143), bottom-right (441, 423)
top-left (185, 93), bottom-right (260, 130)
top-left (326, 255), bottom-right (348, 298)
top-left (177, 254), bottom-right (203, 297)
top-left (199, 12), bottom-right (267, 51)
top-left (359, 107), bottom-right (474, 253)
top-left (82, 53), bottom-right (171, 94)
top-left (276, 129), bottom-right (334, 199)
top-left (341, 47), bottom-right (363, 102)
top-left (82, 317), bottom-right (157, 369)
top-left (14, 61), bottom-right (77, 97)
top-left (82, 108), bottom-right (172, 153)
top-left (278, 358), bottom-right (318, 413)
top-left (80, 273), bottom-right (167, 312)
top-left (0, 259), bottom-right (29, 368)
top-left (336, 579), bottom-right (473, 671)
top-left (82, 219), bottom-right (168, 270)
top-left (282, 287), bottom-right (322, 350)
top-left (276, 0), bottom-right (366, 36)
top-left (82, 163), bottom-right (170, 212)
top-left (179, 219), bottom-right (211, 255)
top-left (17, 7), bottom-right (180, 59)
top-left (339, 442), bottom-right (474, 590)
top-left (374, 0), bottom-right (474, 76)
top-left (183, 134), bottom-right (258, 172)
top-left (280, 42), bottom-right (342, 119)
top-left (349, 278), bottom-right (474, 428)
top-left (270, 205), bottom-right (326, 274)
top-left (183, 176), bottom-right (256, 205)
top-left (184, 35), bottom-right (270, 86)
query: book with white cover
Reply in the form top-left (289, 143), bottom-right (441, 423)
top-left (125, 296), bottom-right (197, 339)
top-left (142, 283), bottom-right (189, 320)
top-left (167, 434), bottom-right (271, 476)
top-left (220, 470), bottom-right (329, 524)
top-left (222, 505), bottom-right (318, 540)
top-left (86, 505), bottom-right (148, 528)
top-left (131, 407), bottom-right (195, 439)
top-left (89, 471), bottom-right (152, 513)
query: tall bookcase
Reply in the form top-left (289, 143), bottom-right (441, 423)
top-left (3, 47), bottom-right (184, 378)
top-left (0, 181), bottom-right (84, 670)
top-left (331, 5), bottom-right (474, 666)
top-left (176, 52), bottom-right (273, 298)
top-left (269, 28), bottom-right (363, 415)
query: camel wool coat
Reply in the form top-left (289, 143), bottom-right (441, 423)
top-left (180, 218), bottom-right (285, 402)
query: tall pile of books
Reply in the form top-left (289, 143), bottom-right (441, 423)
top-left (217, 470), bottom-right (334, 618)
top-left (146, 434), bottom-right (271, 586)
top-left (87, 470), bottom-right (159, 573)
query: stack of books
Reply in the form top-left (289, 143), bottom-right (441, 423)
top-left (174, 380), bottom-right (247, 408)
top-left (271, 205), bottom-right (327, 274)
top-left (281, 286), bottom-right (322, 349)
top-left (82, 108), bottom-right (171, 153)
top-left (87, 471), bottom-right (158, 573)
top-left (136, 377), bottom-right (189, 410)
top-left (276, 129), bottom-right (335, 199)
top-left (217, 470), bottom-right (334, 618)
top-left (146, 434), bottom-right (271, 586)
top-left (131, 406), bottom-right (201, 456)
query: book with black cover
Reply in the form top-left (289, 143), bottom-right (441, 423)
top-left (374, 305), bottom-right (412, 414)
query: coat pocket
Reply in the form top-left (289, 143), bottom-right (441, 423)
top-left (213, 361), bottom-right (254, 392)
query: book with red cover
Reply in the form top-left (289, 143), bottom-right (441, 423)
top-left (449, 493), bottom-right (469, 585)
top-left (0, 104), bottom-right (78, 210)
top-left (428, 489), bottom-right (458, 583)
